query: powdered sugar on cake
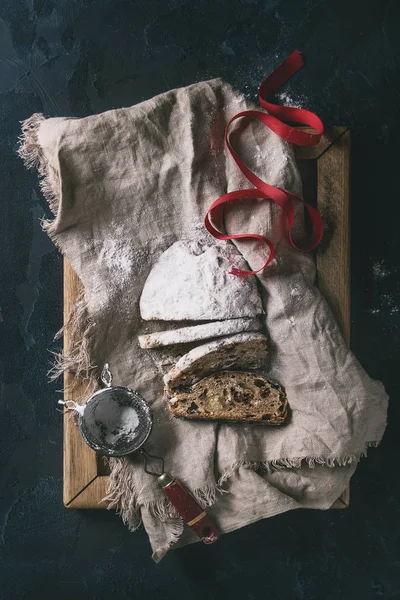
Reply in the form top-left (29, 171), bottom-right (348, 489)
top-left (139, 229), bottom-right (263, 321)
top-left (138, 317), bottom-right (262, 348)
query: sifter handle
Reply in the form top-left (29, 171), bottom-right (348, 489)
top-left (158, 473), bottom-right (219, 544)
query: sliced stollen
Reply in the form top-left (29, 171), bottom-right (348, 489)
top-left (139, 237), bottom-right (263, 321)
top-left (166, 371), bottom-right (289, 425)
top-left (164, 332), bottom-right (268, 390)
top-left (138, 318), bottom-right (262, 349)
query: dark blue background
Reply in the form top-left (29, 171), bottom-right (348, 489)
top-left (1, 1), bottom-right (399, 598)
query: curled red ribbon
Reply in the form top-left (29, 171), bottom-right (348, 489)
top-left (204, 49), bottom-right (325, 276)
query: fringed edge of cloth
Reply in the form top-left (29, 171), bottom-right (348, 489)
top-left (18, 114), bottom-right (60, 239)
top-left (18, 114), bottom-right (98, 391)
top-left (218, 441), bottom-right (380, 484)
top-left (102, 441), bottom-right (380, 562)
top-left (102, 457), bottom-right (229, 562)
top-left (49, 288), bottom-right (98, 393)
top-left (104, 457), bottom-right (185, 562)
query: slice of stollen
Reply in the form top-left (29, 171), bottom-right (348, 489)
top-left (166, 371), bottom-right (289, 425)
top-left (138, 318), bottom-right (262, 349)
top-left (164, 332), bottom-right (268, 390)
top-left (139, 238), bottom-right (263, 321)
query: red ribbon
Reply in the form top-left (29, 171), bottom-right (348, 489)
top-left (204, 49), bottom-right (325, 276)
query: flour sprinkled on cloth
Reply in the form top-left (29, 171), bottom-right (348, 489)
top-left (100, 225), bottom-right (134, 284)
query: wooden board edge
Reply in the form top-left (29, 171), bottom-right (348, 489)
top-left (331, 487), bottom-right (350, 509)
top-left (317, 130), bottom-right (351, 508)
top-left (317, 129), bottom-right (351, 345)
top-left (65, 476), bottom-right (110, 509)
top-left (63, 258), bottom-right (99, 506)
top-left (294, 126), bottom-right (348, 160)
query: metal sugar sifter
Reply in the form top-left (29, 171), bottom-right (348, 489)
top-left (60, 364), bottom-right (219, 545)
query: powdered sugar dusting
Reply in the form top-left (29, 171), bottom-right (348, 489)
top-left (84, 395), bottom-right (139, 447)
top-left (277, 90), bottom-right (308, 109)
top-left (138, 317), bottom-right (262, 348)
top-left (291, 284), bottom-right (302, 298)
top-left (372, 260), bottom-right (390, 279)
top-left (140, 224), bottom-right (263, 321)
top-left (382, 294), bottom-right (399, 315)
top-left (99, 224), bottom-right (133, 285)
top-left (369, 259), bottom-right (399, 316)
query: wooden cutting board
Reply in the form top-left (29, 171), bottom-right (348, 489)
top-left (63, 126), bottom-right (351, 509)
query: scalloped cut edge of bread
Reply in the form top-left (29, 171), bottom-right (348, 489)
top-left (163, 332), bottom-right (268, 389)
top-left (166, 371), bottom-right (289, 425)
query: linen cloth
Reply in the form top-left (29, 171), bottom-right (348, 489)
top-left (19, 78), bottom-right (388, 561)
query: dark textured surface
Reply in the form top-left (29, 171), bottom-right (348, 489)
top-left (1, 1), bottom-right (399, 598)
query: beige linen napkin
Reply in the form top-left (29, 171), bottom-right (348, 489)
top-left (19, 77), bottom-right (388, 561)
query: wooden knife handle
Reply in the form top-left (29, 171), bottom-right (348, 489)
top-left (158, 473), bottom-right (219, 544)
